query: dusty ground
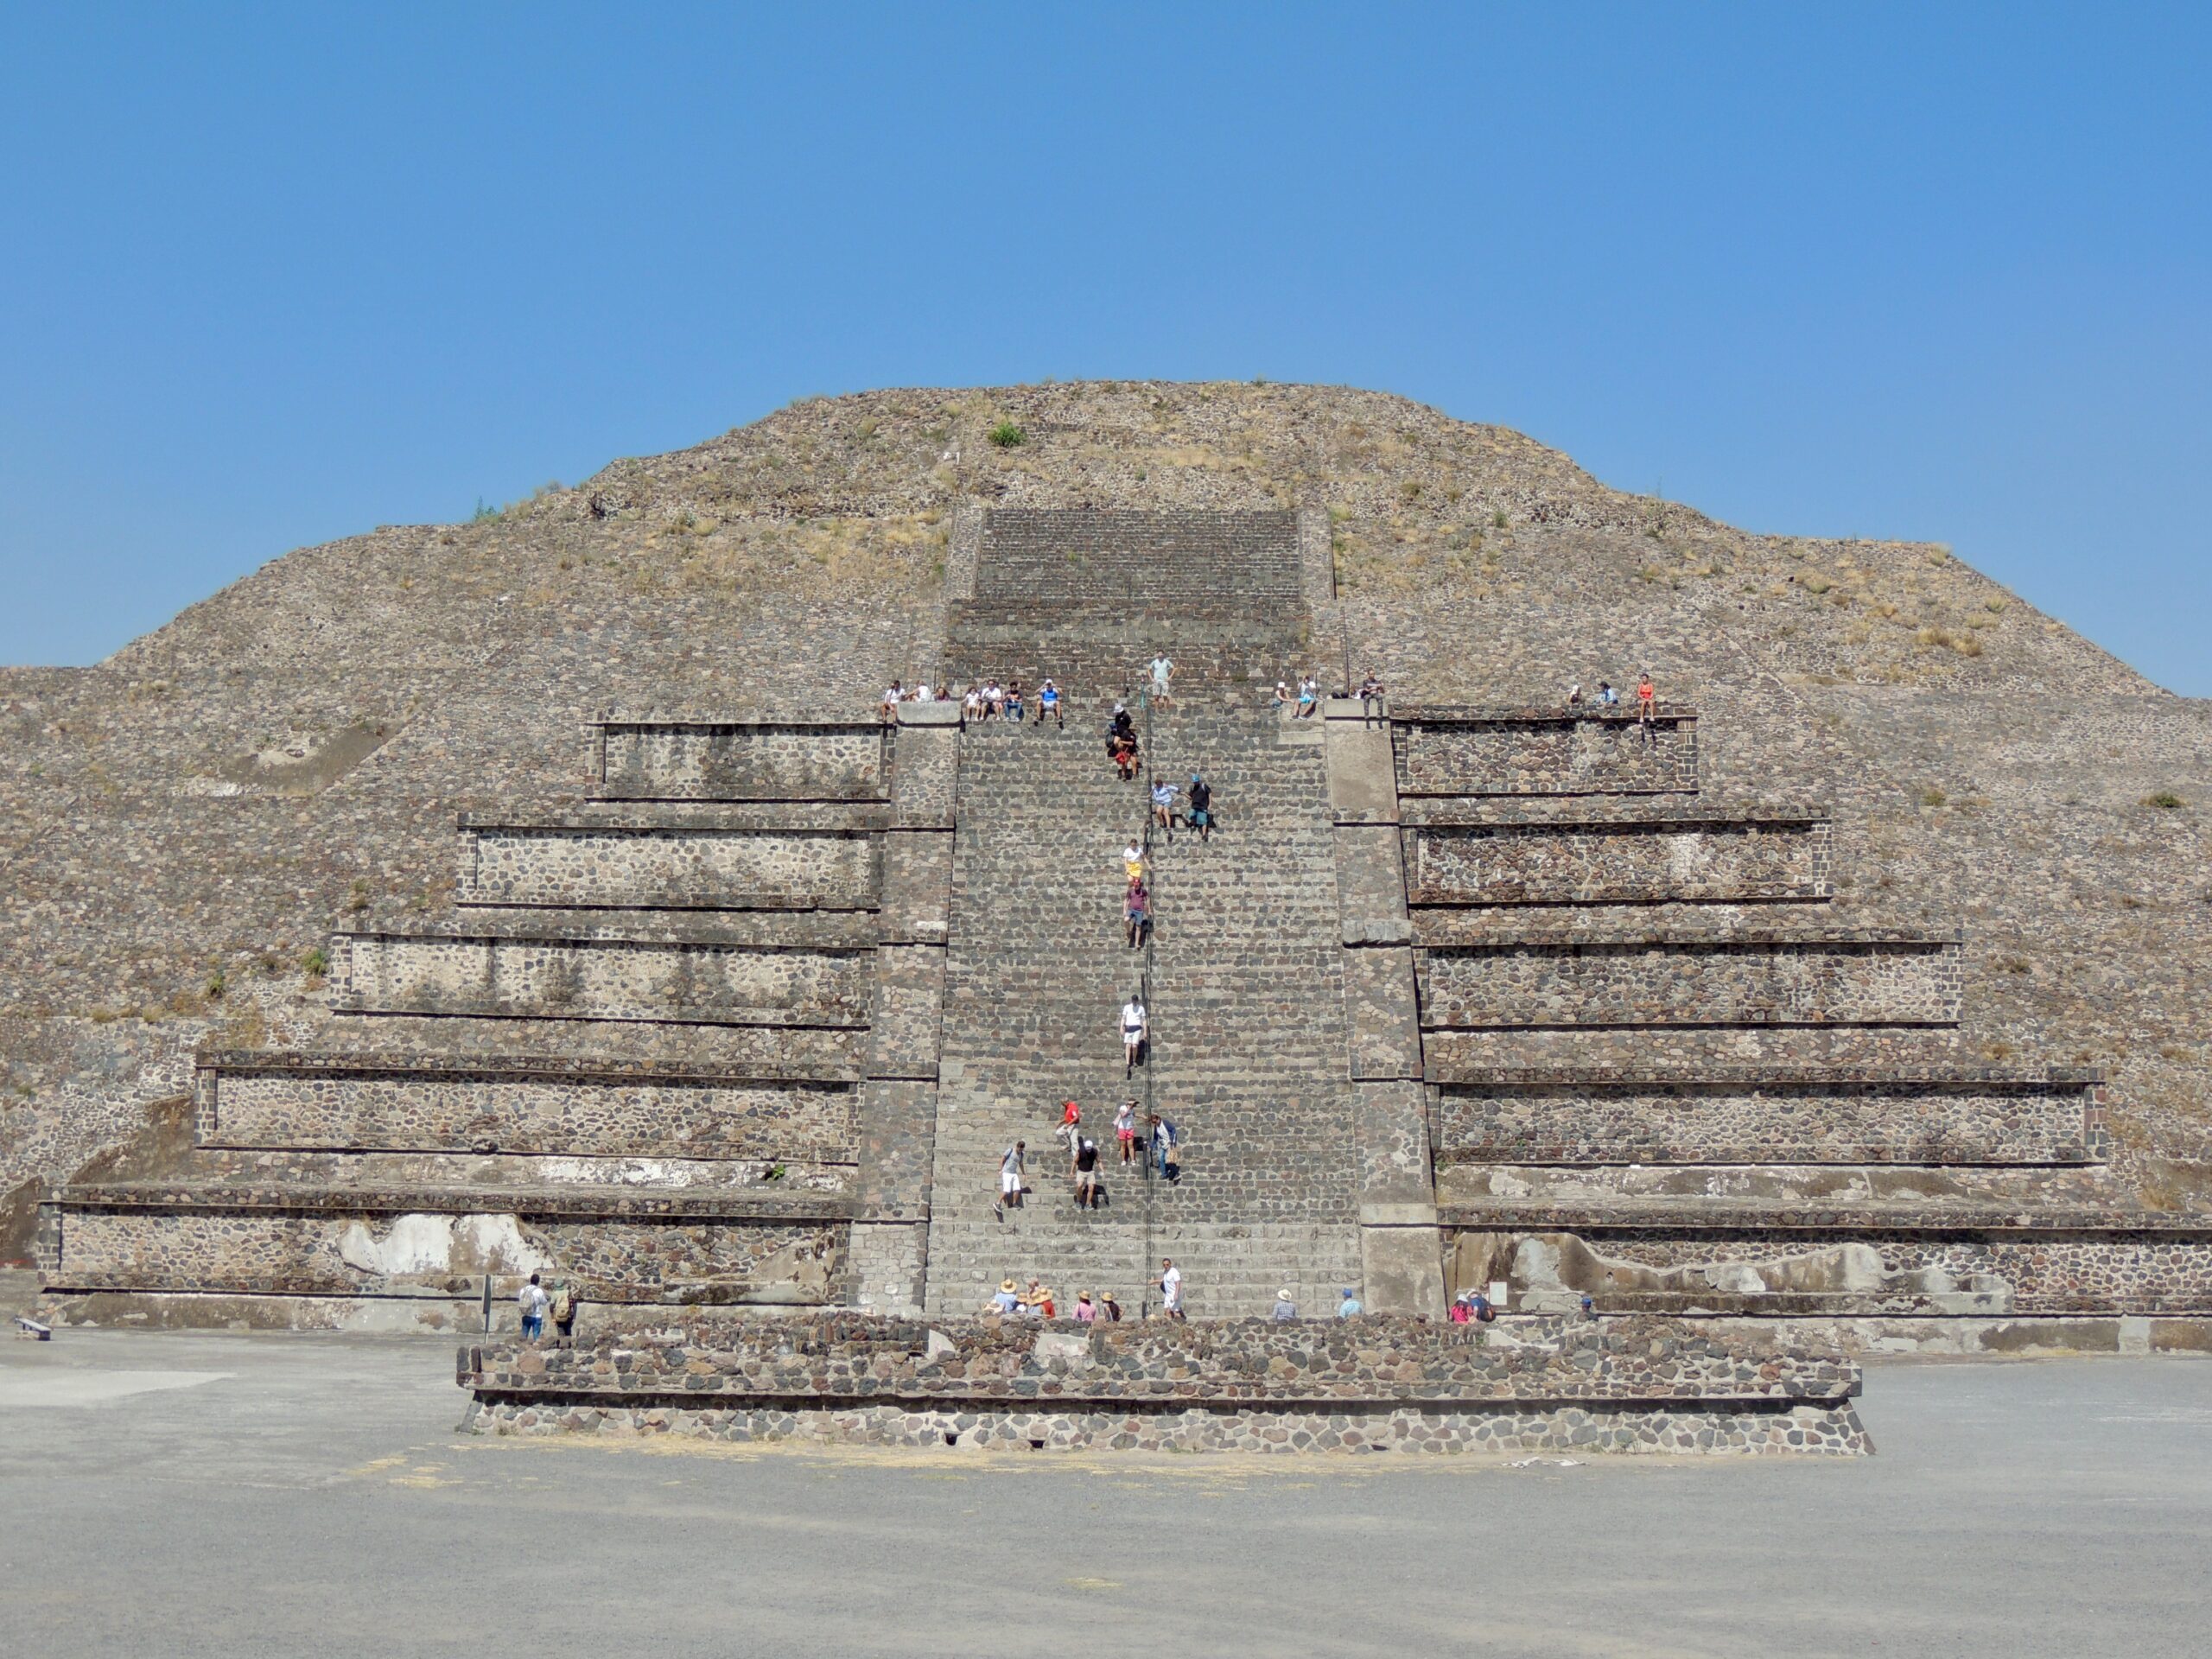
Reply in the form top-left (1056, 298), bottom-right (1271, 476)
top-left (0, 1329), bottom-right (2206, 1656)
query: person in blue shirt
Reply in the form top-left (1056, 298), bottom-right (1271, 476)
top-left (1037, 678), bottom-right (1063, 728)
top-left (1336, 1287), bottom-right (1363, 1318)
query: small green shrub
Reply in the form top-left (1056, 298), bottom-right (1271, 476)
top-left (988, 421), bottom-right (1026, 448)
top-left (2145, 791), bottom-right (2184, 810)
top-left (302, 946), bottom-right (330, 980)
top-left (1491, 508), bottom-right (1508, 530)
top-left (1920, 787), bottom-right (1947, 807)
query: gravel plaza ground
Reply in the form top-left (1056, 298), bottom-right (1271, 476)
top-left (1, 1328), bottom-right (2208, 1657)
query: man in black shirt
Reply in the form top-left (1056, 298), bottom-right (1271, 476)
top-left (1186, 772), bottom-right (1213, 843)
top-left (1072, 1135), bottom-right (1103, 1210)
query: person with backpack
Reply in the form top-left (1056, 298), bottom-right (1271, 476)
top-left (1185, 772), bottom-right (1212, 843)
top-left (550, 1280), bottom-right (577, 1347)
top-left (517, 1272), bottom-right (550, 1340)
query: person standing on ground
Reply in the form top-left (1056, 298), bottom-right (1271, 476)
top-left (1099, 1290), bottom-right (1123, 1322)
top-left (1121, 993), bottom-right (1147, 1072)
top-left (1637, 671), bottom-right (1656, 741)
top-left (1150, 775), bottom-right (1179, 843)
top-left (1038, 677), bottom-right (1062, 728)
top-left (995, 1139), bottom-right (1027, 1219)
top-left (1159, 1259), bottom-right (1185, 1321)
top-left (1114, 1097), bottom-right (1138, 1165)
top-left (1150, 652), bottom-right (1173, 708)
top-left (1336, 1287), bottom-right (1363, 1319)
top-left (550, 1279), bottom-right (577, 1347)
top-left (1074, 1291), bottom-right (1097, 1323)
top-left (518, 1272), bottom-right (550, 1340)
top-left (1072, 1133), bottom-right (1102, 1211)
top-left (1186, 772), bottom-right (1212, 843)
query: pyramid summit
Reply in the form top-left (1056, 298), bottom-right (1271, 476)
top-left (3, 381), bottom-right (2208, 1366)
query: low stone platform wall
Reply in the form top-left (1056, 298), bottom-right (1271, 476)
top-left (456, 1313), bottom-right (1869, 1456)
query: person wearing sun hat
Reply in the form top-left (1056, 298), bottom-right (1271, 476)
top-left (986, 1279), bottom-right (1020, 1315)
top-left (1270, 1287), bottom-right (1299, 1321)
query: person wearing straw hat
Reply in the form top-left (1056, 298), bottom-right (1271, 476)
top-left (1270, 1287), bottom-right (1299, 1321)
top-left (986, 1280), bottom-right (1020, 1315)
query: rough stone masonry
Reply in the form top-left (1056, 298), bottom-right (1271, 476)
top-left (9, 389), bottom-right (2211, 1418)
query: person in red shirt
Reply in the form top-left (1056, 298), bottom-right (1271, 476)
top-left (1636, 672), bottom-right (1656, 742)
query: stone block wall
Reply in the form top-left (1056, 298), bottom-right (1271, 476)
top-left (48, 1203), bottom-right (850, 1302)
top-left (1416, 938), bottom-right (1962, 1028)
top-left (332, 933), bottom-right (874, 1026)
top-left (1395, 712), bottom-right (1698, 798)
top-left (460, 825), bottom-right (878, 910)
top-left (1450, 1222), bottom-right (2212, 1316)
top-left (1408, 817), bottom-right (1830, 906)
top-left (1433, 1075), bottom-right (2096, 1166)
top-left (971, 509), bottom-right (1303, 613)
top-left (594, 721), bottom-right (887, 801)
top-left (456, 1313), bottom-right (1867, 1456)
top-left (197, 1061), bottom-right (857, 1162)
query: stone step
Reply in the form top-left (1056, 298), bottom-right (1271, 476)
top-left (1438, 1162), bottom-right (2119, 1209)
top-left (456, 820), bottom-right (881, 912)
top-left (194, 1051), bottom-right (860, 1163)
top-left (589, 717), bottom-right (891, 803)
top-left (1440, 1208), bottom-right (2212, 1319)
top-left (293, 1017), bottom-right (865, 1078)
top-left (41, 1182), bottom-right (854, 1306)
top-left (329, 928), bottom-right (875, 1027)
top-left (1405, 813), bottom-right (1833, 906)
top-left (1415, 933), bottom-right (1962, 1030)
top-left (1433, 1071), bottom-right (2103, 1166)
top-left (1394, 709), bottom-right (1698, 798)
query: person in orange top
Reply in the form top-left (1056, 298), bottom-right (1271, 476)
top-left (1636, 672), bottom-right (1656, 742)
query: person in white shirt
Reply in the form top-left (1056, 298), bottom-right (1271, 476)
top-left (995, 1140), bottom-right (1027, 1219)
top-left (1121, 995), bottom-right (1147, 1074)
top-left (1159, 1258), bottom-right (1184, 1321)
top-left (517, 1272), bottom-right (550, 1339)
top-left (880, 682), bottom-right (904, 724)
top-left (912, 681), bottom-right (934, 702)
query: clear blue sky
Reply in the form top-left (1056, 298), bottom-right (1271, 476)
top-left (3, 6), bottom-right (2207, 690)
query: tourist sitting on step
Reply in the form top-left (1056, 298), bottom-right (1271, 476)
top-left (1598, 680), bottom-right (1619, 707)
top-left (1004, 680), bottom-right (1025, 721)
top-left (1037, 677), bottom-right (1062, 728)
top-left (1124, 877), bottom-right (1151, 949)
top-left (1186, 772), bottom-right (1213, 842)
top-left (1150, 776), bottom-right (1179, 842)
top-left (1272, 1287), bottom-right (1300, 1321)
top-left (962, 683), bottom-right (985, 721)
top-left (1121, 993), bottom-right (1148, 1073)
top-left (1109, 729), bottom-right (1140, 781)
top-left (1071, 1134), bottom-right (1103, 1210)
top-left (985, 1279), bottom-right (1021, 1316)
top-left (1268, 679), bottom-right (1293, 714)
top-left (984, 678), bottom-right (1005, 719)
top-left (1021, 1279), bottom-right (1055, 1318)
top-left (910, 680), bottom-right (935, 703)
top-left (1295, 675), bottom-right (1320, 718)
top-left (880, 681), bottom-right (904, 724)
